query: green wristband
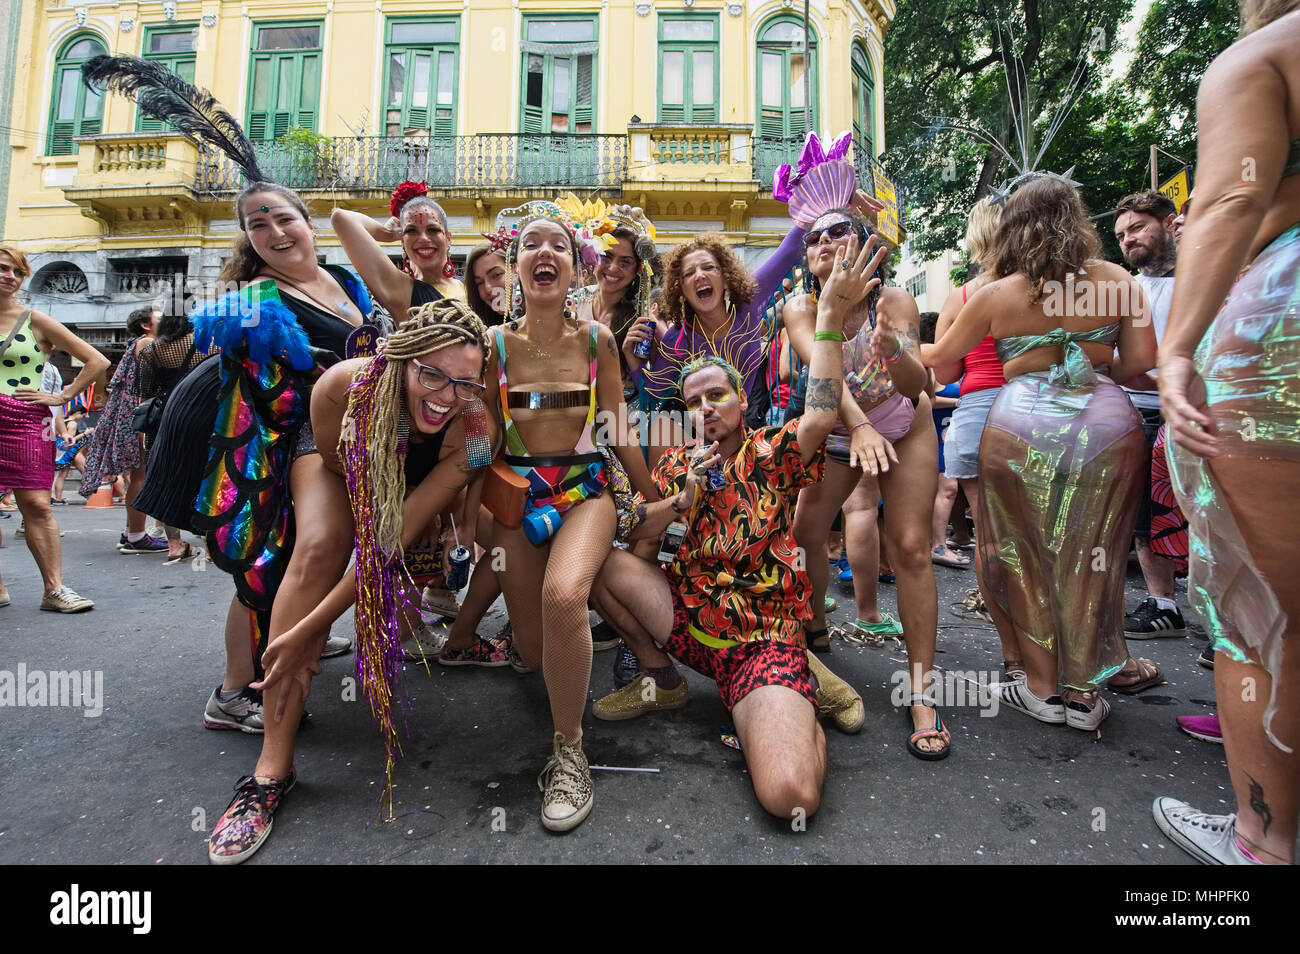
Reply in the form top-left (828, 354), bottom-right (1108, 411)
top-left (813, 331), bottom-right (845, 342)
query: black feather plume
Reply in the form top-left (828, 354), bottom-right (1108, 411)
top-left (81, 54), bottom-right (267, 183)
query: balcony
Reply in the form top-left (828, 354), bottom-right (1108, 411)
top-left (625, 124), bottom-right (756, 191)
top-left (63, 133), bottom-right (202, 231)
top-left (195, 134), bottom-right (628, 196)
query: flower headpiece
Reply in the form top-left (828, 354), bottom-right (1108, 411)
top-left (390, 180), bottom-right (429, 218)
top-left (554, 193), bottom-right (659, 326)
top-left (772, 131), bottom-right (862, 231)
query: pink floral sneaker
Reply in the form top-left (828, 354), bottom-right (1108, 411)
top-left (438, 634), bottom-right (512, 668)
top-left (208, 769), bottom-right (296, 865)
top-left (1176, 713), bottom-right (1223, 744)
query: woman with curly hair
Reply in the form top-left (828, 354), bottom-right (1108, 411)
top-left (625, 224), bottom-right (801, 467)
top-left (923, 175), bottom-right (1156, 733)
top-left (206, 298), bottom-right (496, 864)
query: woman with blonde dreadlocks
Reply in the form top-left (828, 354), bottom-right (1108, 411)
top-left (207, 299), bottom-right (496, 865)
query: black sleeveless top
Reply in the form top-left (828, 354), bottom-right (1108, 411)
top-left (279, 272), bottom-right (364, 359)
top-left (404, 429), bottom-right (447, 488)
top-left (410, 278), bottom-right (444, 310)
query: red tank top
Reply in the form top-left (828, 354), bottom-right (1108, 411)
top-left (956, 283), bottom-right (1006, 395)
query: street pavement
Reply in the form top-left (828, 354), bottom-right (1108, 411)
top-left (1, 501), bottom-right (1230, 865)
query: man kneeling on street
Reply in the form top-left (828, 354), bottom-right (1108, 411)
top-left (590, 237), bottom-right (888, 821)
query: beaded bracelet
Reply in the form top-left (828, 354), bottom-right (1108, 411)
top-left (813, 331), bottom-right (845, 342)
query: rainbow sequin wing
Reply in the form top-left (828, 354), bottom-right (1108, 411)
top-left (193, 352), bottom-right (308, 612)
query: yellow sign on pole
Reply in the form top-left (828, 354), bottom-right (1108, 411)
top-left (873, 167), bottom-right (900, 246)
top-left (1159, 168), bottom-right (1190, 211)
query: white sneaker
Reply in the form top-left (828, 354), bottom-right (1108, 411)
top-left (1065, 692), bottom-right (1111, 731)
top-left (1152, 798), bottom-right (1258, 865)
top-left (999, 677), bottom-right (1065, 724)
top-left (39, 585), bottom-right (94, 613)
top-left (319, 634), bottom-right (352, 658)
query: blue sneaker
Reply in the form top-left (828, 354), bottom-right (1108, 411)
top-left (612, 640), bottom-right (640, 689)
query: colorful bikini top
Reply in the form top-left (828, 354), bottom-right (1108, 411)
top-left (996, 322), bottom-right (1121, 388)
top-left (494, 321), bottom-right (601, 462)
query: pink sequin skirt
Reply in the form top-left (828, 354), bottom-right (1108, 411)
top-left (0, 393), bottom-right (55, 490)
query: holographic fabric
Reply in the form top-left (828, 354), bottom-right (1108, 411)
top-left (1167, 222), bottom-right (1300, 752)
top-left (977, 330), bottom-right (1145, 692)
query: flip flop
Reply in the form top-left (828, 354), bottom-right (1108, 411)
top-left (931, 546), bottom-right (971, 568)
top-left (163, 543), bottom-right (194, 566)
top-left (1108, 657), bottom-right (1165, 695)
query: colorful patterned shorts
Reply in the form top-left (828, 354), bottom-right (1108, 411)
top-left (662, 579), bottom-right (817, 713)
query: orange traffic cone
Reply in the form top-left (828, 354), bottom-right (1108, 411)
top-left (84, 483), bottom-right (116, 508)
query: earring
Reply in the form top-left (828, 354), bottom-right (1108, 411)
top-left (443, 260), bottom-right (456, 280)
top-left (563, 290), bottom-right (575, 322)
top-left (724, 289), bottom-right (732, 315)
top-left (401, 257), bottom-right (413, 277)
top-left (396, 408), bottom-right (410, 456)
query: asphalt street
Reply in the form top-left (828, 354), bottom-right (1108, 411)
top-left (1, 500), bottom-right (1232, 865)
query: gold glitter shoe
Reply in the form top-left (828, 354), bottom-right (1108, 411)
top-left (538, 732), bottom-right (594, 832)
top-left (806, 652), bottom-right (865, 734)
top-left (591, 674), bottom-right (688, 721)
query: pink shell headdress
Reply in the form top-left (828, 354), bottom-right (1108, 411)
top-left (772, 131), bottom-right (858, 229)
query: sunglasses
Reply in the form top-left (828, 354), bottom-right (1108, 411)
top-left (802, 222), bottom-right (857, 249)
top-left (412, 361), bottom-right (486, 401)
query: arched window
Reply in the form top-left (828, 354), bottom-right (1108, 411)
top-left (851, 43), bottom-right (876, 162)
top-left (47, 34), bottom-right (108, 155)
top-left (755, 15), bottom-right (818, 140)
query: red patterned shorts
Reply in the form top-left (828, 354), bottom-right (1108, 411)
top-left (662, 579), bottom-right (818, 713)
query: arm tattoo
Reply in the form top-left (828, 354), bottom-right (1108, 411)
top-left (605, 335), bottom-right (618, 358)
top-left (805, 375), bottom-right (842, 411)
top-left (634, 502), bottom-right (647, 526)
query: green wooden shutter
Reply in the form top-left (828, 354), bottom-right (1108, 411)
top-left (46, 38), bottom-right (107, 155)
top-left (573, 54), bottom-right (593, 132)
top-left (522, 53), bottom-right (545, 133)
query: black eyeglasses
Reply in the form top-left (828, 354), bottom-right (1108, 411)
top-left (802, 222), bottom-right (857, 249)
top-left (412, 361), bottom-right (486, 401)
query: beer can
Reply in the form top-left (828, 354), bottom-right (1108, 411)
top-left (445, 545), bottom-right (472, 591)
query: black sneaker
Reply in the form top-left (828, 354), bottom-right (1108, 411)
top-left (119, 532), bottom-right (169, 554)
top-left (612, 640), bottom-right (640, 689)
top-left (1124, 597), bottom-right (1187, 638)
top-left (591, 618), bottom-right (620, 652)
top-left (1197, 643), bottom-right (1215, 669)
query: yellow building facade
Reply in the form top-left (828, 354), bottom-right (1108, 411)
top-left (4, 0), bottom-right (893, 351)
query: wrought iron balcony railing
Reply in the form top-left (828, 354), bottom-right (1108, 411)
top-left (195, 134), bottom-right (628, 193)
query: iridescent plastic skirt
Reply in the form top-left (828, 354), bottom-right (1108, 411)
top-left (1168, 222), bottom-right (1300, 751)
top-left (977, 372), bottom-right (1146, 691)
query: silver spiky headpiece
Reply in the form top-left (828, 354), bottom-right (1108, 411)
top-left (939, 21), bottom-right (1089, 205)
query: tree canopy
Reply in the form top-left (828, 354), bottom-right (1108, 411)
top-left (882, 0), bottom-right (1239, 267)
